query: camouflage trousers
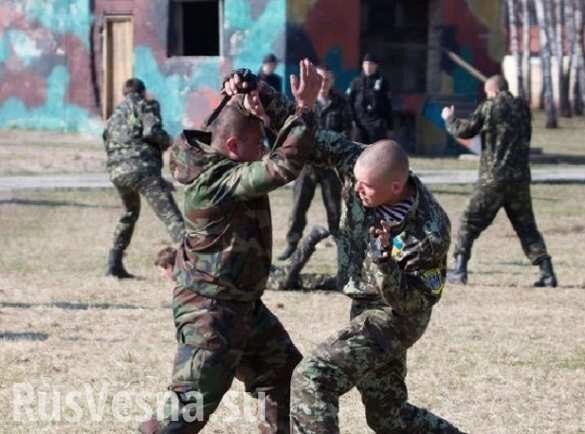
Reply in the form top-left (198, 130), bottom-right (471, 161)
top-left (454, 181), bottom-right (549, 264)
top-left (110, 170), bottom-right (184, 250)
top-left (160, 288), bottom-right (302, 433)
top-left (290, 299), bottom-right (465, 434)
top-left (286, 166), bottom-right (341, 245)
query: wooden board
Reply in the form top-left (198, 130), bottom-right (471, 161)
top-left (102, 16), bottom-right (133, 119)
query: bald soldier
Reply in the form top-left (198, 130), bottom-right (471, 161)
top-left (442, 75), bottom-right (557, 287)
top-left (224, 74), bottom-right (467, 433)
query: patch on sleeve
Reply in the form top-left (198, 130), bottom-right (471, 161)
top-left (391, 236), bottom-right (404, 259)
top-left (421, 268), bottom-right (445, 296)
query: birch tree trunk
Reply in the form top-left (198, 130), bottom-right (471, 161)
top-left (522, 0), bottom-right (533, 105)
top-left (556, 0), bottom-right (572, 116)
top-left (573, 0), bottom-right (585, 115)
top-left (508, 0), bottom-right (526, 98)
top-left (535, 0), bottom-right (559, 127)
top-left (566, 0), bottom-right (578, 114)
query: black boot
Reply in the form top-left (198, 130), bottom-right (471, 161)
top-left (277, 242), bottom-right (298, 261)
top-left (446, 254), bottom-right (468, 285)
top-left (283, 226), bottom-right (329, 289)
top-left (105, 248), bottom-right (134, 279)
top-left (534, 257), bottom-right (557, 287)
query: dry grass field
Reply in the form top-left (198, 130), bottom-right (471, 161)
top-left (1, 111), bottom-right (584, 176)
top-left (1, 179), bottom-right (584, 433)
top-left (1, 112), bottom-right (585, 433)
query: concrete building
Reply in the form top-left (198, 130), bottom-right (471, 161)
top-left (0, 0), bottom-right (505, 154)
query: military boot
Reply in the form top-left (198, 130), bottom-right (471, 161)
top-left (258, 389), bottom-right (292, 434)
top-left (283, 225), bottom-right (329, 289)
top-left (105, 248), bottom-right (134, 279)
top-left (534, 257), bottom-right (557, 287)
top-left (446, 254), bottom-right (468, 285)
top-left (277, 242), bottom-right (298, 261)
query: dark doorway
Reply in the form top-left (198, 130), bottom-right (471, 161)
top-left (360, 0), bottom-right (429, 94)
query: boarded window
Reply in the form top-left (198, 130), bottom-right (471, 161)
top-left (169, 0), bottom-right (222, 56)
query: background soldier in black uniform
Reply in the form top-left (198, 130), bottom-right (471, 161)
top-left (258, 53), bottom-right (283, 146)
top-left (258, 53), bottom-right (283, 93)
top-left (278, 65), bottom-right (352, 261)
top-left (442, 75), bottom-right (557, 287)
top-left (347, 53), bottom-right (393, 143)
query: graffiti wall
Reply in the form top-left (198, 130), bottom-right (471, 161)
top-left (0, 0), bottom-right (100, 133)
top-left (0, 0), bottom-right (506, 151)
top-left (0, 0), bottom-right (286, 135)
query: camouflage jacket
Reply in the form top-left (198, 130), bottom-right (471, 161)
top-left (169, 95), bottom-right (315, 302)
top-left (264, 94), bottom-right (450, 313)
top-left (445, 90), bottom-right (532, 185)
top-left (103, 92), bottom-right (172, 179)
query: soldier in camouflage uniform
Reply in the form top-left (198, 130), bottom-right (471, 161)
top-left (279, 65), bottom-right (352, 261)
top-left (139, 60), bottom-right (322, 434)
top-left (442, 75), bottom-right (557, 287)
top-left (103, 78), bottom-right (184, 278)
top-left (230, 75), bottom-right (466, 433)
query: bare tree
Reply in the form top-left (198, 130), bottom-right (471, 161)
top-left (573, 0), bottom-right (585, 115)
top-left (535, 0), bottom-right (559, 127)
top-left (566, 0), bottom-right (578, 114)
top-left (508, 0), bottom-right (526, 98)
top-left (522, 0), bottom-right (533, 105)
top-left (555, 0), bottom-right (573, 116)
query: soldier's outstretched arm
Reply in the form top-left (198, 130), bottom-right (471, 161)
top-left (141, 99), bottom-right (172, 150)
top-left (221, 108), bottom-right (316, 200)
top-left (223, 59), bottom-right (321, 138)
top-left (226, 71), bottom-right (363, 180)
top-left (219, 59), bottom-right (322, 200)
top-left (443, 102), bottom-right (487, 140)
top-left (311, 129), bottom-right (365, 179)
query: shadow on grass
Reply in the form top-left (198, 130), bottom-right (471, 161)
top-left (428, 188), bottom-right (471, 196)
top-left (531, 153), bottom-right (585, 165)
top-left (0, 331), bottom-right (49, 342)
top-left (0, 301), bottom-right (154, 310)
top-left (0, 198), bottom-right (116, 209)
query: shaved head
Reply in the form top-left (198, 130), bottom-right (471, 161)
top-left (484, 75), bottom-right (508, 98)
top-left (207, 99), bottom-right (264, 161)
top-left (208, 102), bottom-right (262, 148)
top-left (356, 140), bottom-right (409, 185)
top-left (353, 140), bottom-right (411, 207)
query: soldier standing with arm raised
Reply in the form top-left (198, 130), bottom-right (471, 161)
top-left (442, 75), bottom-right (557, 287)
top-left (103, 78), bottom-right (184, 278)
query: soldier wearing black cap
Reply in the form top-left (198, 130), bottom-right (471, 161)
top-left (347, 53), bottom-right (393, 143)
top-left (258, 53), bottom-right (283, 93)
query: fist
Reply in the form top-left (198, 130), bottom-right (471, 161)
top-left (441, 105), bottom-right (455, 121)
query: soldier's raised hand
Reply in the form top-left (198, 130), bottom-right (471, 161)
top-left (222, 69), bottom-right (258, 96)
top-left (441, 105), bottom-right (455, 121)
top-left (290, 58), bottom-right (322, 109)
top-left (369, 219), bottom-right (402, 262)
top-left (244, 90), bottom-right (270, 127)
